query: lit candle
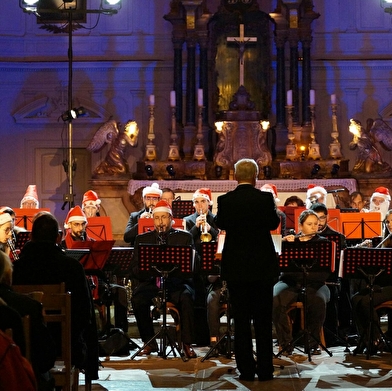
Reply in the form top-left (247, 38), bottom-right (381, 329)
top-left (170, 91), bottom-right (176, 107)
top-left (331, 94), bottom-right (337, 104)
top-left (149, 94), bottom-right (155, 106)
top-left (310, 89), bottom-right (315, 105)
top-left (287, 90), bottom-right (293, 106)
top-left (198, 89), bottom-right (203, 107)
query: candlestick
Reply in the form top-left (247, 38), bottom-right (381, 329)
top-left (287, 90), bottom-right (293, 106)
top-left (310, 89), bottom-right (315, 105)
top-left (198, 88), bottom-right (203, 107)
top-left (145, 103), bottom-right (157, 161)
top-left (331, 94), bottom-right (337, 105)
top-left (168, 106), bottom-right (180, 161)
top-left (149, 94), bottom-right (155, 106)
top-left (170, 90), bottom-right (176, 107)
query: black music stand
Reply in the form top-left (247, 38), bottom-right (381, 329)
top-left (15, 231), bottom-right (31, 250)
top-left (277, 240), bottom-right (334, 361)
top-left (342, 247), bottom-right (392, 359)
top-left (171, 200), bottom-right (194, 219)
top-left (130, 244), bottom-right (193, 362)
top-left (103, 247), bottom-right (134, 282)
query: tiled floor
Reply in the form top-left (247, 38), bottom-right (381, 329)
top-left (78, 340), bottom-right (392, 391)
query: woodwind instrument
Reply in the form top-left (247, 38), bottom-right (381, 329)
top-left (7, 237), bottom-right (19, 261)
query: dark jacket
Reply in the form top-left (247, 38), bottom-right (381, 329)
top-left (123, 209), bottom-right (145, 245)
top-left (215, 184), bottom-right (280, 282)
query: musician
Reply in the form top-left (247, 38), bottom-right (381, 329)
top-left (82, 190), bottom-right (101, 218)
top-left (361, 186), bottom-right (391, 220)
top-left (305, 184), bottom-right (328, 209)
top-left (184, 188), bottom-right (219, 346)
top-left (61, 206), bottom-right (128, 333)
top-left (351, 208), bottom-right (392, 354)
top-left (215, 158), bottom-right (280, 382)
top-left (261, 183), bottom-right (286, 236)
top-left (349, 191), bottom-right (365, 210)
top-left (273, 209), bottom-right (331, 356)
top-left (130, 200), bottom-right (197, 359)
top-left (284, 195), bottom-right (304, 207)
top-left (0, 210), bottom-right (13, 258)
top-left (20, 185), bottom-right (39, 209)
top-left (161, 187), bottom-right (175, 207)
top-left (124, 182), bottom-right (162, 245)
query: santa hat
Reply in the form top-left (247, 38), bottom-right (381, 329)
top-left (64, 205), bottom-right (87, 229)
top-left (142, 183), bottom-right (162, 198)
top-left (20, 185), bottom-right (39, 208)
top-left (152, 200), bottom-right (172, 216)
top-left (193, 188), bottom-right (213, 206)
top-left (82, 190), bottom-right (101, 207)
top-left (260, 184), bottom-right (280, 203)
top-left (306, 184), bottom-right (327, 198)
top-left (371, 186), bottom-right (391, 202)
top-left (0, 208), bottom-right (12, 225)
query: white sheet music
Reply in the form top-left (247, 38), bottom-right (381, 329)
top-left (271, 234), bottom-right (282, 255)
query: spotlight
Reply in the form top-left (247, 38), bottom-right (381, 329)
top-left (310, 164), bottom-right (321, 177)
top-left (145, 165), bottom-right (154, 178)
top-left (331, 164), bottom-right (340, 177)
top-left (214, 121), bottom-right (224, 133)
top-left (19, 0), bottom-right (39, 12)
top-left (263, 165), bottom-right (272, 180)
top-left (104, 0), bottom-right (122, 5)
top-left (166, 164), bottom-right (176, 178)
top-left (61, 107), bottom-right (86, 122)
top-left (215, 165), bottom-right (223, 178)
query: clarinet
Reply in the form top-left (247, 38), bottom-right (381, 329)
top-left (7, 238), bottom-right (19, 261)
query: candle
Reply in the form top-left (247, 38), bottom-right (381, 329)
top-left (331, 94), bottom-right (337, 104)
top-left (149, 94), bottom-right (155, 106)
top-left (286, 90), bottom-right (293, 106)
top-left (198, 89), bottom-right (203, 107)
top-left (310, 89), bottom-right (315, 105)
top-left (170, 90), bottom-right (176, 107)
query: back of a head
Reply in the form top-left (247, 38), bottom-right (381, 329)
top-left (31, 212), bottom-right (59, 243)
top-left (234, 158), bottom-right (258, 183)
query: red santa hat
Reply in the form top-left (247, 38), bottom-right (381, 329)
top-left (142, 183), bottom-right (162, 198)
top-left (82, 190), bottom-right (101, 207)
top-left (371, 186), bottom-right (391, 202)
top-left (152, 200), bottom-right (172, 216)
top-left (260, 184), bottom-right (280, 202)
top-left (64, 205), bottom-right (87, 229)
top-left (192, 188), bottom-right (213, 206)
top-left (0, 207), bottom-right (13, 225)
top-left (306, 184), bottom-right (327, 198)
top-left (20, 185), bottom-right (39, 208)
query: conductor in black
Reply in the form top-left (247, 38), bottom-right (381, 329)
top-left (215, 158), bottom-right (280, 382)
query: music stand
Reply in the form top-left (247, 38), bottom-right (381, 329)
top-left (340, 212), bottom-right (382, 241)
top-left (13, 208), bottom-right (50, 230)
top-left (130, 244), bottom-right (193, 362)
top-left (103, 247), bottom-right (134, 281)
top-left (171, 200), bottom-right (194, 219)
top-left (15, 231), bottom-right (31, 250)
top-left (342, 247), bottom-right (392, 359)
top-left (277, 240), bottom-right (334, 361)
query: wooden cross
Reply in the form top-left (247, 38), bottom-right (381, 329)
top-left (227, 24), bottom-right (257, 87)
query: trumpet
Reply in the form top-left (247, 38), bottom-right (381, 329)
top-left (199, 210), bottom-right (212, 242)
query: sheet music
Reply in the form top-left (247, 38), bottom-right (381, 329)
top-left (271, 234), bottom-right (282, 255)
top-left (216, 231), bottom-right (226, 254)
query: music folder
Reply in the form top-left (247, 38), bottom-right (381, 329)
top-left (66, 240), bottom-right (115, 270)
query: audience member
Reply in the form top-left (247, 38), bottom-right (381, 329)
top-left (130, 200), bottom-right (197, 359)
top-left (215, 158), bottom-right (280, 382)
top-left (260, 184), bottom-right (286, 235)
top-left (124, 183), bottom-right (162, 245)
top-left (305, 184), bottom-right (327, 209)
top-left (82, 190), bottom-right (101, 218)
top-left (284, 196), bottom-right (304, 207)
top-left (20, 185), bottom-right (39, 209)
top-left (0, 251), bottom-right (56, 389)
top-left (12, 212), bottom-right (99, 382)
top-left (349, 191), bottom-right (365, 210)
top-left (273, 210), bottom-right (330, 356)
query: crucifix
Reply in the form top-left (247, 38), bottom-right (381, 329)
top-left (227, 24), bottom-right (257, 87)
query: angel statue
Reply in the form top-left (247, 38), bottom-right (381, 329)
top-left (348, 118), bottom-right (391, 175)
top-left (87, 118), bottom-right (139, 177)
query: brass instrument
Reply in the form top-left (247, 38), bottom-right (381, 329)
top-left (7, 238), bottom-right (19, 261)
top-left (199, 210), bottom-right (212, 242)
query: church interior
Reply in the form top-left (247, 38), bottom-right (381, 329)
top-left (3, 1), bottom-right (392, 390)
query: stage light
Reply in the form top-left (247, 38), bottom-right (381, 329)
top-left (20, 0), bottom-right (39, 13)
top-left (145, 165), bottom-right (154, 178)
top-left (166, 164), bottom-right (176, 178)
top-left (310, 164), bottom-right (321, 177)
top-left (263, 165), bottom-right (272, 180)
top-left (331, 164), bottom-right (340, 177)
top-left (260, 120), bottom-right (270, 131)
top-left (214, 121), bottom-right (224, 133)
top-left (215, 165), bottom-right (223, 178)
top-left (104, 0), bottom-right (122, 5)
top-left (61, 106), bottom-right (86, 122)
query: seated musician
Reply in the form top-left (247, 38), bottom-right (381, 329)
top-left (351, 208), bottom-right (392, 354)
top-left (82, 190), bottom-right (101, 218)
top-left (61, 206), bottom-right (129, 334)
top-left (184, 188), bottom-right (219, 347)
top-left (273, 210), bottom-right (331, 356)
top-left (130, 200), bottom-right (197, 359)
top-left (261, 184), bottom-right (287, 236)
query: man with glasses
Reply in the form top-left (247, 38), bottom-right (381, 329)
top-left (124, 183), bottom-right (162, 245)
top-left (130, 200), bottom-right (197, 358)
